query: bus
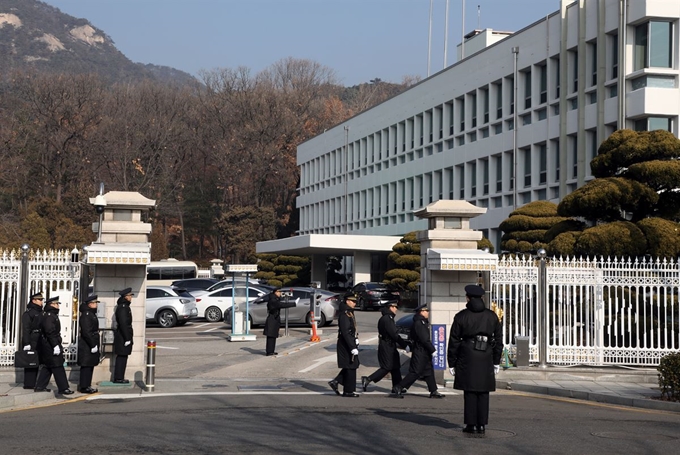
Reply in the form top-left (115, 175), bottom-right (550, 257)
top-left (147, 259), bottom-right (199, 286)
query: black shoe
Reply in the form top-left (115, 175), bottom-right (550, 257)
top-left (79, 387), bottom-right (98, 394)
top-left (34, 388), bottom-right (51, 392)
top-left (429, 391), bottom-right (445, 399)
top-left (400, 388), bottom-right (407, 394)
top-left (59, 389), bottom-right (75, 395)
top-left (361, 376), bottom-right (370, 392)
top-left (342, 392), bottom-right (360, 397)
top-left (265, 353), bottom-right (274, 356)
top-left (113, 379), bottom-right (129, 384)
top-left (462, 425), bottom-right (476, 434)
top-left (390, 387), bottom-right (404, 398)
top-left (476, 425), bottom-right (485, 434)
top-left (23, 386), bottom-right (35, 390)
top-left (328, 380), bottom-right (340, 395)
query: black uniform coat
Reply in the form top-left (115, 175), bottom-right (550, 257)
top-left (447, 296), bottom-right (503, 392)
top-left (78, 303), bottom-right (100, 367)
top-left (113, 296), bottom-right (133, 355)
top-left (38, 306), bottom-right (64, 368)
top-left (336, 301), bottom-right (360, 369)
top-left (376, 307), bottom-right (408, 370)
top-left (262, 292), bottom-right (296, 338)
top-left (21, 302), bottom-right (43, 349)
top-left (408, 312), bottom-right (436, 376)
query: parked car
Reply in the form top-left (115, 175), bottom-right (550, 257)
top-left (146, 285), bottom-right (198, 328)
top-left (170, 278), bottom-right (220, 292)
top-left (190, 278), bottom-right (272, 298)
top-left (226, 287), bottom-right (340, 328)
top-left (351, 282), bottom-right (401, 311)
top-left (395, 313), bottom-right (415, 343)
top-left (194, 285), bottom-right (271, 322)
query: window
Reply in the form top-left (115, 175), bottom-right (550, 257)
top-left (523, 148), bottom-right (531, 188)
top-left (571, 136), bottom-right (578, 178)
top-left (459, 97), bottom-right (465, 131)
top-left (471, 92), bottom-right (477, 128)
top-left (524, 69), bottom-right (532, 109)
top-left (482, 159), bottom-right (489, 195)
top-left (611, 34), bottom-right (618, 79)
top-left (495, 155), bottom-right (503, 192)
top-left (537, 108), bottom-right (547, 121)
top-left (471, 162), bottom-right (477, 197)
top-left (554, 57), bottom-right (561, 98)
top-left (493, 123), bottom-right (502, 135)
top-left (458, 165), bottom-right (465, 199)
top-left (635, 22), bottom-right (672, 70)
top-left (553, 140), bottom-right (560, 181)
top-left (590, 42), bottom-right (597, 86)
top-left (539, 65), bottom-right (547, 104)
top-left (631, 75), bottom-right (676, 90)
top-left (571, 50), bottom-right (578, 93)
top-left (509, 76), bottom-right (515, 114)
top-left (482, 88), bottom-right (489, 124)
top-left (539, 144), bottom-right (547, 185)
top-left (634, 117), bottom-right (673, 132)
top-left (522, 114), bottom-right (532, 126)
top-left (495, 82), bottom-right (503, 119)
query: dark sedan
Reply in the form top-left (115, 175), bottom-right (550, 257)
top-left (170, 278), bottom-right (219, 292)
top-left (351, 282), bottom-right (401, 311)
top-left (395, 313), bottom-right (414, 343)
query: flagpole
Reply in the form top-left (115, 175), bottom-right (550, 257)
top-left (444, 0), bottom-right (450, 67)
top-left (428, 0), bottom-right (433, 76)
top-left (461, 0), bottom-right (466, 60)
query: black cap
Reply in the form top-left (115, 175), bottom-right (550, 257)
top-left (30, 292), bottom-right (44, 300)
top-left (45, 296), bottom-right (60, 304)
top-left (414, 303), bottom-right (429, 312)
top-left (119, 287), bottom-right (133, 296)
top-left (85, 294), bottom-right (99, 304)
top-left (465, 284), bottom-right (485, 297)
top-left (386, 301), bottom-right (399, 307)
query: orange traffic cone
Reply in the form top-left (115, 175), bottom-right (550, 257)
top-left (309, 312), bottom-right (320, 342)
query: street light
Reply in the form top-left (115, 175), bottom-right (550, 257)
top-left (512, 46), bottom-right (520, 210)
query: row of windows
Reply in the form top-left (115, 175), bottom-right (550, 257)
top-left (301, 20), bottom-right (676, 192)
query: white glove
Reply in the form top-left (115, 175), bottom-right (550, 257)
top-left (91, 346), bottom-right (98, 354)
top-left (23, 345), bottom-right (31, 351)
top-left (449, 367), bottom-right (455, 376)
top-left (494, 365), bottom-right (500, 375)
top-left (431, 350), bottom-right (437, 358)
top-left (53, 345), bottom-right (60, 356)
top-left (351, 349), bottom-right (359, 356)
top-left (404, 345), bottom-right (411, 353)
top-left (124, 341), bottom-right (131, 347)
top-left (355, 338), bottom-right (360, 347)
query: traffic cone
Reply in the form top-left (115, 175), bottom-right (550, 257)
top-left (309, 312), bottom-right (320, 342)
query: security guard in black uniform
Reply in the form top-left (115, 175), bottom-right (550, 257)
top-left (78, 294), bottom-right (101, 393)
top-left (391, 303), bottom-right (444, 398)
top-left (447, 284), bottom-right (503, 435)
top-left (35, 297), bottom-right (74, 394)
top-left (329, 293), bottom-right (360, 397)
top-left (21, 292), bottom-right (45, 389)
top-left (361, 301), bottom-right (409, 392)
top-left (263, 288), bottom-right (296, 356)
top-left (113, 288), bottom-right (134, 383)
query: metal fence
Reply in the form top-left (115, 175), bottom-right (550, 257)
top-left (492, 255), bottom-right (680, 367)
top-left (0, 249), bottom-right (80, 367)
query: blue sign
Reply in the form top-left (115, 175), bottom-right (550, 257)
top-left (431, 324), bottom-right (447, 370)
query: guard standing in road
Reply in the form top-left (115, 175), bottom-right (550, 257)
top-left (77, 294), bottom-right (101, 394)
top-left (328, 293), bottom-right (360, 397)
top-left (447, 284), bottom-right (503, 435)
top-left (113, 287), bottom-right (134, 384)
top-left (263, 288), bottom-right (296, 356)
top-left (361, 301), bottom-right (410, 393)
top-left (35, 297), bottom-right (74, 395)
top-left (391, 303), bottom-right (444, 398)
top-left (21, 292), bottom-right (45, 389)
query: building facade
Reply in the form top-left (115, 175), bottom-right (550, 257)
top-left (295, 0), bottom-right (680, 252)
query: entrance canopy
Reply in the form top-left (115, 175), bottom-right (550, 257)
top-left (256, 234), bottom-right (401, 256)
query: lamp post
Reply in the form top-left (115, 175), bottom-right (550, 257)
top-left (512, 46), bottom-right (520, 210)
top-left (537, 248), bottom-right (548, 369)
top-left (427, 0), bottom-right (433, 76)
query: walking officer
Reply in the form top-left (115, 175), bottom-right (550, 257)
top-left (113, 287), bottom-right (133, 383)
top-left (391, 303), bottom-right (443, 398)
top-left (263, 288), bottom-right (296, 356)
top-left (20, 292), bottom-right (45, 389)
top-left (78, 294), bottom-right (101, 393)
top-left (328, 293), bottom-right (360, 397)
top-left (447, 284), bottom-right (503, 435)
top-left (361, 301), bottom-right (410, 392)
top-left (35, 297), bottom-right (74, 394)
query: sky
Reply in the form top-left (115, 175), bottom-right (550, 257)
top-left (41, 0), bottom-right (563, 86)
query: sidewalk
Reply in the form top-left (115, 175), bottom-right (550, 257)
top-left (2, 344), bottom-right (680, 413)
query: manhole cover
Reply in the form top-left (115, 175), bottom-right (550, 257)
top-left (592, 432), bottom-right (677, 441)
top-left (202, 384), bottom-right (229, 388)
top-left (436, 428), bottom-right (516, 439)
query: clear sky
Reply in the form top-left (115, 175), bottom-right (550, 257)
top-left (42, 0), bottom-right (562, 86)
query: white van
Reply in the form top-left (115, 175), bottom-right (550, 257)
top-left (147, 259), bottom-right (199, 286)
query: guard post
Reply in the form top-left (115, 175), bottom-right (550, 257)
top-left (145, 340), bottom-right (156, 391)
top-left (226, 264), bottom-right (258, 342)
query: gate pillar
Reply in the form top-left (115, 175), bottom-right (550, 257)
top-left (415, 201), bottom-right (497, 385)
top-left (84, 191), bottom-right (155, 385)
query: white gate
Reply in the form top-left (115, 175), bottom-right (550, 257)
top-left (0, 249), bottom-right (80, 366)
top-left (492, 255), bottom-right (680, 367)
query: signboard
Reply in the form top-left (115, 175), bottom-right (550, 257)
top-left (225, 264), bottom-right (258, 273)
top-left (431, 324), bottom-right (447, 370)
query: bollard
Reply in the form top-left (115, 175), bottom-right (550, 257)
top-left (146, 340), bottom-right (156, 391)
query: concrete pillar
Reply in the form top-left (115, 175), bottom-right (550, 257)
top-left (354, 250), bottom-right (371, 284)
top-left (310, 254), bottom-right (327, 290)
top-left (415, 200), bottom-right (497, 385)
top-left (85, 191), bottom-right (155, 384)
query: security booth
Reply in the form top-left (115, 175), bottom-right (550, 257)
top-left (414, 200), bottom-right (498, 386)
top-left (225, 264), bottom-right (258, 342)
top-left (84, 190), bottom-right (155, 384)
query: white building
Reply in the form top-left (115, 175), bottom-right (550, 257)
top-left (258, 0), bottom-right (679, 284)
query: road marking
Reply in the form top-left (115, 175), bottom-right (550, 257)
top-left (298, 353), bottom-right (336, 373)
top-left (198, 328), bottom-right (219, 333)
top-left (86, 390), bottom-right (460, 400)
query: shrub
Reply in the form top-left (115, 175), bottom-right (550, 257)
top-left (658, 352), bottom-right (680, 402)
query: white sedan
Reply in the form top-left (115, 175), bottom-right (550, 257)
top-left (193, 285), bottom-right (270, 322)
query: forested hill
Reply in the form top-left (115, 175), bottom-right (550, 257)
top-left (0, 0), bottom-right (196, 85)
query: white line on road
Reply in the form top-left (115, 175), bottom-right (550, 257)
top-left (298, 353), bottom-right (336, 373)
top-left (86, 390), bottom-right (460, 400)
